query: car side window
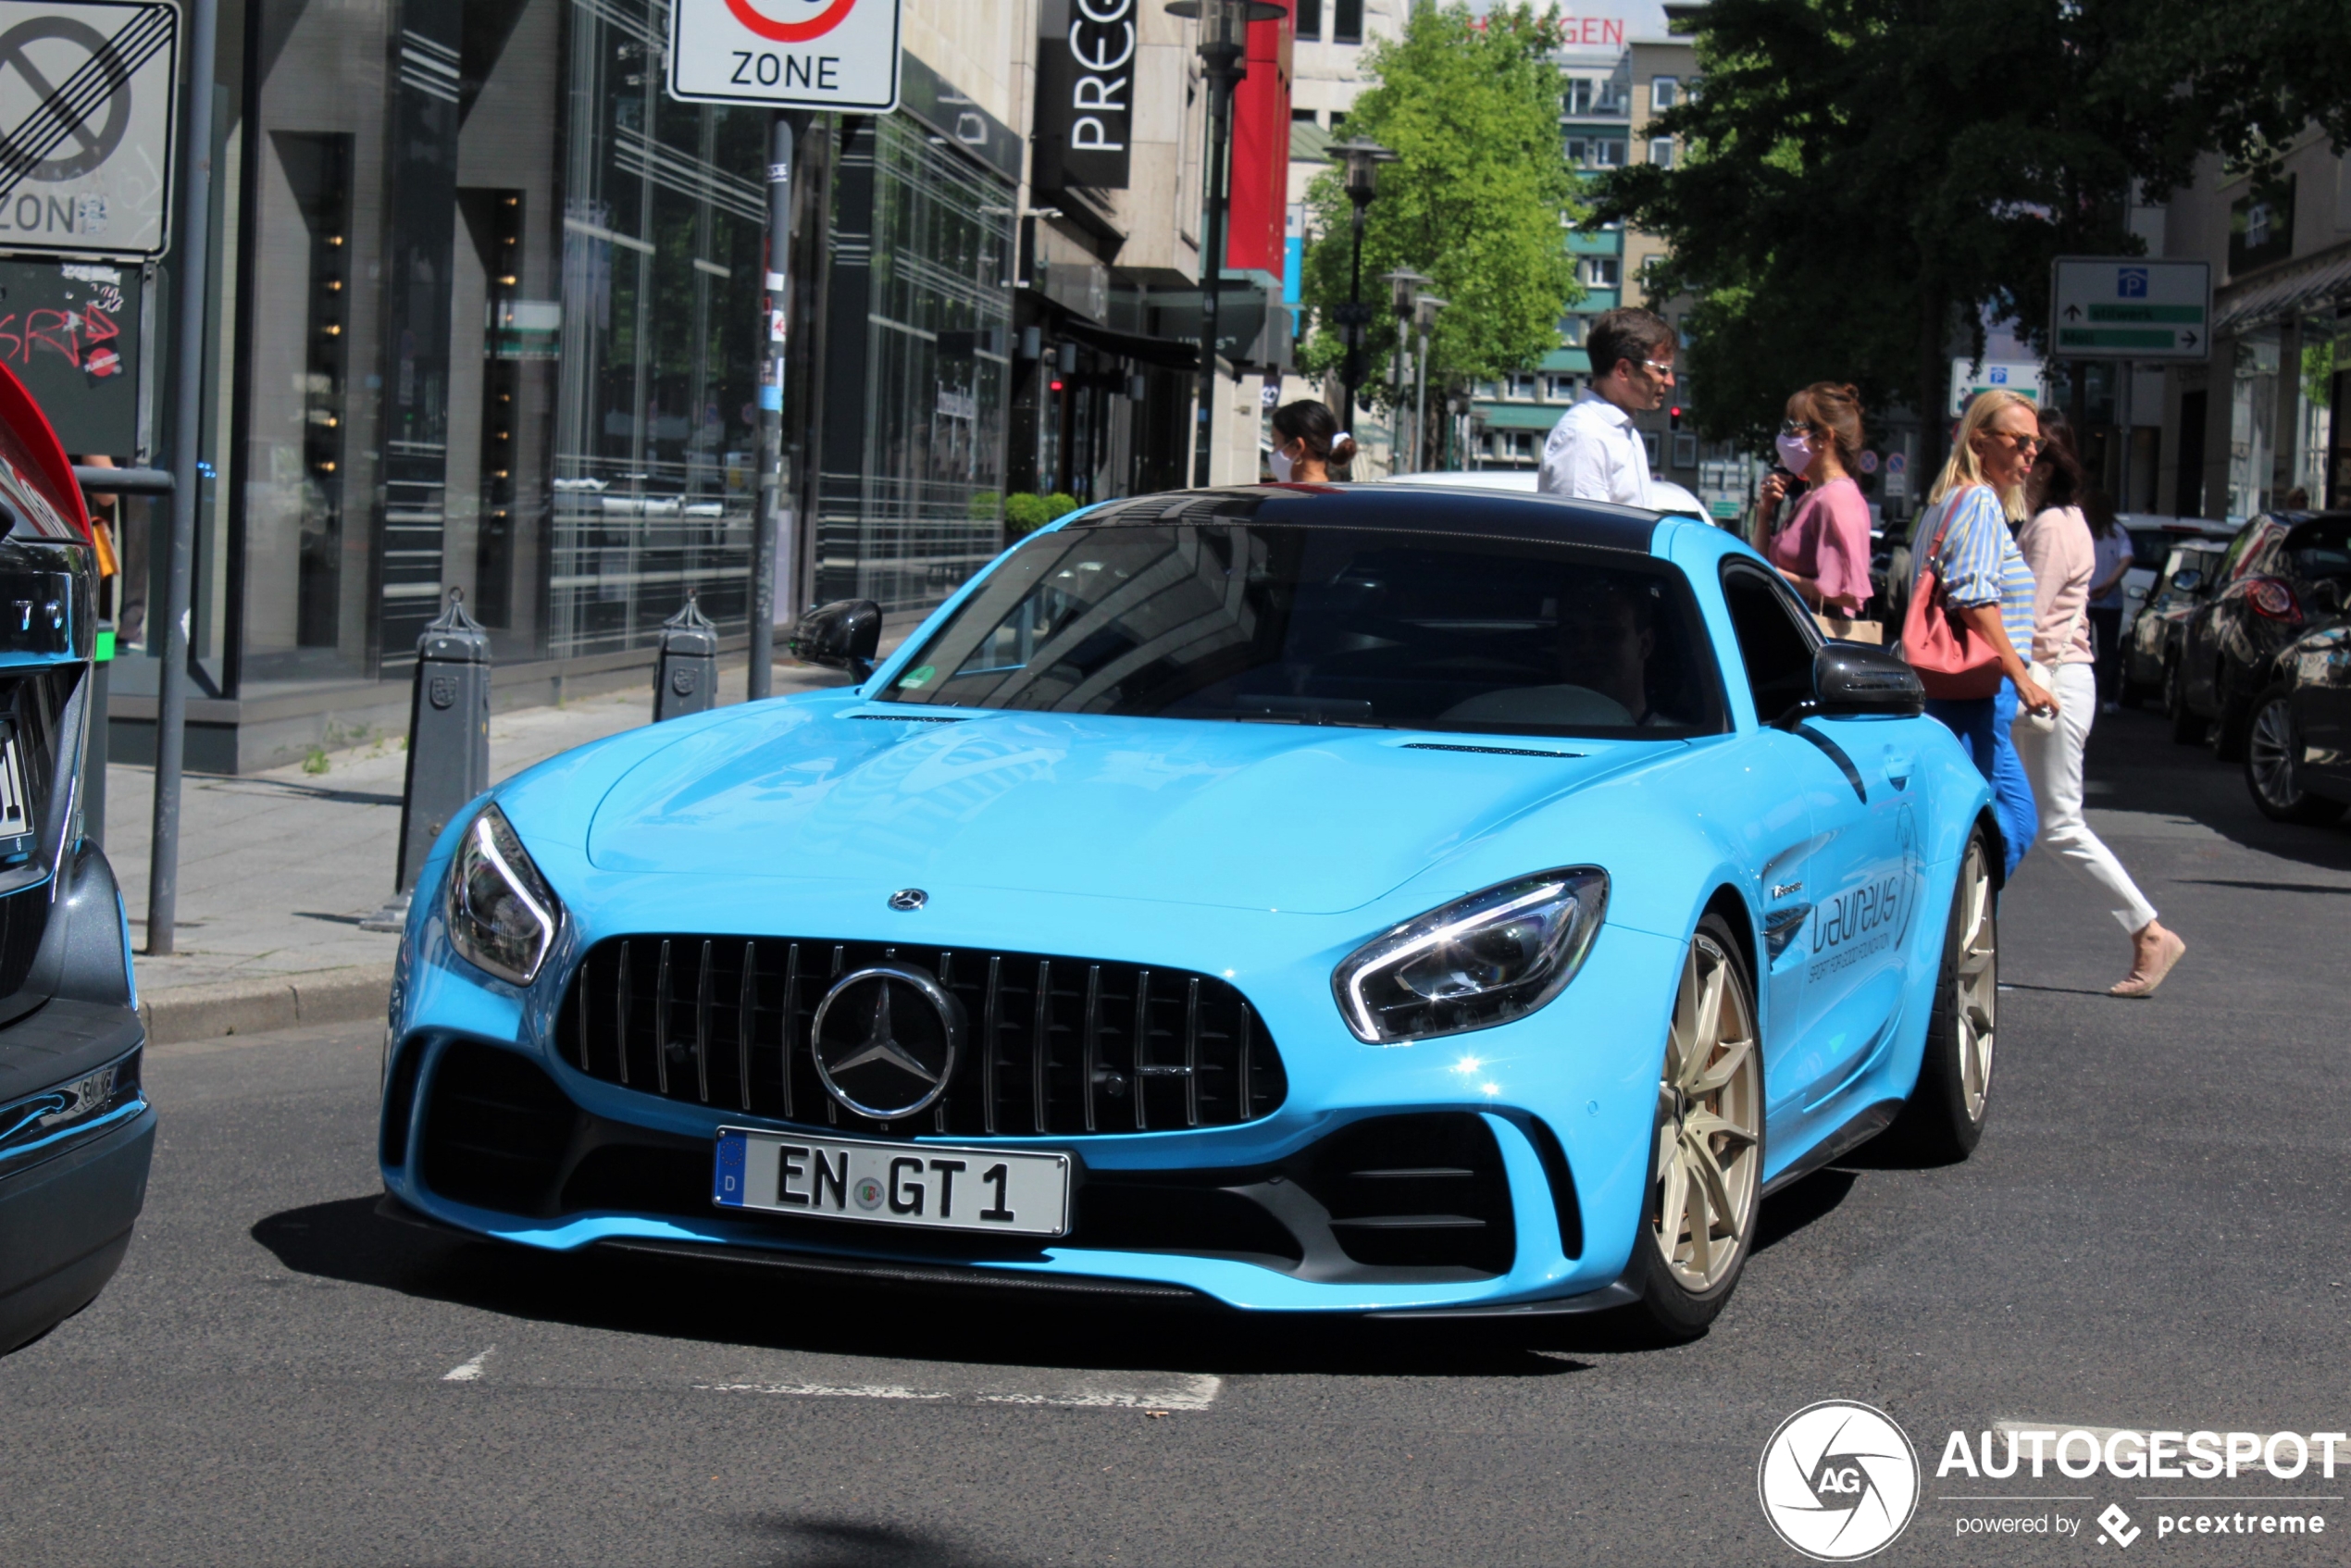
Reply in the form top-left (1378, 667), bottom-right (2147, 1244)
top-left (1721, 566), bottom-right (1819, 724)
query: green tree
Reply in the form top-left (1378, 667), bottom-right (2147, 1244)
top-left (1598, 0), bottom-right (2351, 465)
top-left (1297, 4), bottom-right (1582, 414)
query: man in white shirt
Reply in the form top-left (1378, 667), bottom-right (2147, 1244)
top-left (1538, 307), bottom-right (1677, 507)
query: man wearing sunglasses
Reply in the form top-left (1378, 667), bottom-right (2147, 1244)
top-left (1538, 305), bottom-right (1676, 508)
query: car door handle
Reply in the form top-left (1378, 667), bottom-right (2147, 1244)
top-left (1882, 748), bottom-right (1913, 789)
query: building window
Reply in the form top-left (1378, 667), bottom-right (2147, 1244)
top-left (1548, 373), bottom-right (1580, 399)
top-left (1651, 76), bottom-right (1679, 111)
top-left (1566, 79), bottom-right (1593, 116)
top-left (1673, 431), bottom-right (1698, 469)
top-left (1333, 0), bottom-right (1362, 45)
top-left (1507, 372), bottom-right (1539, 400)
top-left (1596, 79), bottom-right (1629, 116)
top-left (1566, 137), bottom-right (1626, 169)
top-left (1558, 316), bottom-right (1585, 345)
top-left (1512, 431), bottom-right (1536, 458)
top-left (1648, 136), bottom-right (1675, 168)
top-left (1584, 256), bottom-right (1620, 289)
top-left (1296, 0), bottom-right (1323, 40)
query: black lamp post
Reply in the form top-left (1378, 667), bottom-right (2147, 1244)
top-left (1170, 0), bottom-right (1285, 488)
top-left (1331, 137), bottom-right (1397, 430)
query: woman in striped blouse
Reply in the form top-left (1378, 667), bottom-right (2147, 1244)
top-left (1916, 390), bottom-right (2059, 877)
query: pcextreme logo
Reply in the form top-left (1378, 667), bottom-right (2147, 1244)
top-left (1759, 1400), bottom-right (1922, 1561)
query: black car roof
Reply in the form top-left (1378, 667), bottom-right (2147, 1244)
top-left (1068, 484), bottom-right (1663, 554)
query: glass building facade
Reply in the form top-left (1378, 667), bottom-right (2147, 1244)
top-left (106, 0), bottom-right (1018, 769)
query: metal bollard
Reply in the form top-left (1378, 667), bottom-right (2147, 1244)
top-left (653, 590), bottom-right (718, 722)
top-left (391, 589), bottom-right (491, 897)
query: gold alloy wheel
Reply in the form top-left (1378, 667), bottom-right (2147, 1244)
top-left (1951, 839), bottom-right (1996, 1122)
top-left (1650, 934), bottom-right (1761, 1292)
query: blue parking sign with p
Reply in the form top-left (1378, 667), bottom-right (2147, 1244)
top-left (2119, 268), bottom-right (2148, 297)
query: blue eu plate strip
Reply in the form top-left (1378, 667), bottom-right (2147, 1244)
top-left (713, 1129), bottom-right (746, 1207)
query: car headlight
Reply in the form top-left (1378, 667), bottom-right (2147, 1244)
top-left (444, 803), bottom-right (562, 986)
top-left (1333, 869), bottom-right (1609, 1044)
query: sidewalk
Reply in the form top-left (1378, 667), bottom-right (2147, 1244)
top-left (104, 659), bottom-right (851, 1040)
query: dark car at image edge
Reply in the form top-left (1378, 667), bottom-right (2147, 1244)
top-left (2172, 512), bottom-right (2351, 764)
top-left (0, 361), bottom-right (151, 1357)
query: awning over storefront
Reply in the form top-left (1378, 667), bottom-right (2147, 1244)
top-left (1476, 404), bottom-right (1567, 431)
top-left (2212, 245), bottom-right (2351, 335)
top-left (1062, 317), bottom-right (1200, 371)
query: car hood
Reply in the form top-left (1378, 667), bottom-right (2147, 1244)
top-left (580, 700), bottom-right (1667, 915)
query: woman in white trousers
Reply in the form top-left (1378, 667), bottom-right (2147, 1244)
top-left (2014, 412), bottom-right (2186, 996)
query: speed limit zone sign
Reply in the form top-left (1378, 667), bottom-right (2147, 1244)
top-left (667, 0), bottom-right (902, 112)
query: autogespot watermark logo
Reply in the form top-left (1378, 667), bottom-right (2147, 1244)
top-left (1759, 1401), bottom-right (1922, 1561)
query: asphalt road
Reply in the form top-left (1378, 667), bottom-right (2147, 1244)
top-left (6, 707), bottom-right (2347, 1567)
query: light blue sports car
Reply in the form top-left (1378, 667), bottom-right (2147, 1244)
top-left (379, 485), bottom-right (2000, 1337)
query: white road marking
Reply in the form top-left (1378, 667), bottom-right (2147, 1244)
top-left (691, 1372), bottom-right (1222, 1411)
top-left (696, 1381), bottom-right (952, 1400)
top-left (441, 1348), bottom-right (495, 1382)
top-left (977, 1374), bottom-right (1222, 1411)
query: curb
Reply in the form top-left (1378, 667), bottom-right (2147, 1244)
top-left (139, 963), bottom-right (394, 1047)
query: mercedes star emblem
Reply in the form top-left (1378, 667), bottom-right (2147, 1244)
top-left (888, 888), bottom-right (927, 911)
top-left (809, 963), bottom-right (964, 1120)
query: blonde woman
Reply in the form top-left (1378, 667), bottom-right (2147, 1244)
top-left (2014, 411), bottom-right (2187, 996)
top-left (1913, 390), bottom-right (2058, 878)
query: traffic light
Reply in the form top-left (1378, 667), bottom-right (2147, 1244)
top-left (1669, 405), bottom-right (1683, 429)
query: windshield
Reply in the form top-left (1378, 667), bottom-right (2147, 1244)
top-left (879, 524), bottom-right (1726, 739)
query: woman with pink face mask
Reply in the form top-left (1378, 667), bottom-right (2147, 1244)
top-left (1267, 400), bottom-right (1357, 484)
top-left (1755, 382), bottom-right (1877, 641)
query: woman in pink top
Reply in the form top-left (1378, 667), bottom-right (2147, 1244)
top-left (1757, 382), bottom-right (1875, 633)
top-left (2013, 411), bottom-right (2185, 997)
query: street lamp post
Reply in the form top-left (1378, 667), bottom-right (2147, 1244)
top-left (1412, 292), bottom-right (1448, 475)
top-left (1380, 268), bottom-right (1426, 470)
top-left (1331, 138), bottom-right (1396, 432)
top-left (1170, 0), bottom-right (1284, 488)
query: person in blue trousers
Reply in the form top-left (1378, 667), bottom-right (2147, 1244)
top-left (1912, 389), bottom-right (2059, 879)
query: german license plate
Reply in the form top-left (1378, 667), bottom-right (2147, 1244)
top-left (712, 1127), bottom-right (1071, 1238)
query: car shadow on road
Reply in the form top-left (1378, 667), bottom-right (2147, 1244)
top-left (255, 1196), bottom-right (1722, 1375)
top-left (1752, 1168), bottom-right (1860, 1251)
top-left (730, 1516), bottom-right (1011, 1568)
top-left (2085, 710), bottom-right (2351, 874)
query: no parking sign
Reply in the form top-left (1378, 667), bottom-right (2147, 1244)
top-left (667, 0), bottom-right (902, 112)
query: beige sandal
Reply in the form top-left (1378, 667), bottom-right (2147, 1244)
top-left (2110, 928), bottom-right (2185, 998)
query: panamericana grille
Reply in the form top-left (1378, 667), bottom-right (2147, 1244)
top-left (555, 937), bottom-right (1287, 1138)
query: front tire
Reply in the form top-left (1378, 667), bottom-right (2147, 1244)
top-left (2211, 674), bottom-right (2254, 762)
top-left (2245, 687), bottom-right (2347, 825)
top-left (1623, 914), bottom-right (1762, 1339)
top-left (1886, 829), bottom-right (1997, 1162)
top-left (2166, 657), bottom-right (2204, 744)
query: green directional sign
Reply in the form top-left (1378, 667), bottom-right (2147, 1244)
top-left (2050, 257), bottom-right (2211, 361)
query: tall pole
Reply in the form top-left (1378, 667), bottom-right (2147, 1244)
top-left (1338, 201), bottom-right (1368, 423)
top-left (751, 112), bottom-right (798, 701)
top-left (1414, 317), bottom-right (1431, 473)
top-left (145, 0), bottom-right (218, 958)
top-left (1191, 67), bottom-right (1238, 487)
top-left (2113, 356), bottom-right (2133, 513)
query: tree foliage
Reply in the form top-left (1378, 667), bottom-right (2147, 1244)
top-left (1596, 0), bottom-right (2351, 457)
top-left (1296, 4), bottom-right (1582, 405)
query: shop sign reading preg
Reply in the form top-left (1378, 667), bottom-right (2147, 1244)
top-left (666, 0), bottom-right (902, 112)
top-left (1035, 0), bottom-right (1134, 190)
